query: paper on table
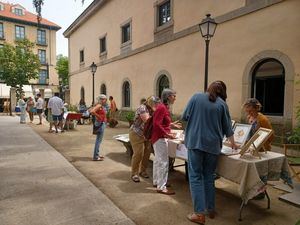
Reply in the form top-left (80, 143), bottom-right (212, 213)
top-left (221, 145), bottom-right (240, 155)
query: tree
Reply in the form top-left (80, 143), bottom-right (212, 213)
top-left (55, 54), bottom-right (69, 86)
top-left (0, 39), bottom-right (40, 98)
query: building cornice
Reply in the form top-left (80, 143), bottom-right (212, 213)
top-left (0, 15), bottom-right (61, 31)
top-left (69, 0), bottom-right (284, 76)
top-left (63, 0), bottom-right (107, 38)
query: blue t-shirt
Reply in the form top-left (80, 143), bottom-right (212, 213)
top-left (181, 92), bottom-right (234, 155)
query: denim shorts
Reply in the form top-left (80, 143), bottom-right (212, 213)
top-left (52, 114), bottom-right (63, 121)
top-left (37, 109), bottom-right (43, 114)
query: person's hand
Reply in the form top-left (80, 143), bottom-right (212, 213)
top-left (171, 120), bottom-right (183, 129)
top-left (167, 133), bottom-right (176, 139)
top-left (230, 142), bottom-right (239, 150)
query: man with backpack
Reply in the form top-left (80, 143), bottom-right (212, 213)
top-left (129, 96), bottom-right (160, 183)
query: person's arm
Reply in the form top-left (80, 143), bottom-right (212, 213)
top-left (227, 135), bottom-right (238, 149)
top-left (153, 105), bottom-right (175, 139)
top-left (90, 104), bottom-right (103, 121)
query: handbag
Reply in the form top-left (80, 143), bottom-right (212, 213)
top-left (92, 121), bottom-right (103, 135)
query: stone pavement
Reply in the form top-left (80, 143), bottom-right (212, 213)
top-left (0, 116), bottom-right (135, 225)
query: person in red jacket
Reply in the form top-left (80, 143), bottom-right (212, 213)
top-left (151, 88), bottom-right (181, 195)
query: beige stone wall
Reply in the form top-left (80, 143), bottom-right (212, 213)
top-left (0, 20), bottom-right (58, 86)
top-left (68, 0), bottom-right (300, 128)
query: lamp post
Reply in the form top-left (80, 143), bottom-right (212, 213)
top-left (59, 77), bottom-right (62, 99)
top-left (90, 62), bottom-right (97, 106)
top-left (199, 14), bottom-right (217, 91)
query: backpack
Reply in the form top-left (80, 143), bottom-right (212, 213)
top-left (143, 116), bottom-right (153, 140)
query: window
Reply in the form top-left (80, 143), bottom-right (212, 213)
top-left (122, 81), bottom-right (131, 107)
top-left (39, 70), bottom-right (48, 84)
top-left (38, 49), bottom-right (46, 64)
top-left (121, 23), bottom-right (131, 44)
top-left (15, 25), bottom-right (25, 39)
top-left (158, 0), bottom-right (171, 26)
top-left (37, 29), bottom-right (46, 45)
top-left (157, 75), bottom-right (170, 98)
top-left (14, 8), bottom-right (23, 16)
top-left (100, 36), bottom-right (106, 54)
top-left (0, 4), bottom-right (4, 11)
top-left (251, 59), bottom-right (285, 116)
top-left (80, 87), bottom-right (85, 101)
top-left (0, 44), bottom-right (3, 48)
top-left (80, 50), bottom-right (84, 63)
top-left (0, 23), bottom-right (4, 39)
top-left (100, 84), bottom-right (107, 95)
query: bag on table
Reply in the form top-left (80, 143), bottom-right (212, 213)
top-left (143, 116), bottom-right (153, 140)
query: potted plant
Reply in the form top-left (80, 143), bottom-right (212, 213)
top-left (125, 111), bottom-right (135, 127)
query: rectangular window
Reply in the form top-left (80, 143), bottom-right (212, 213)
top-left (14, 8), bottom-right (23, 16)
top-left (38, 49), bottom-right (46, 64)
top-left (158, 0), bottom-right (171, 26)
top-left (15, 25), bottom-right (25, 39)
top-left (0, 23), bottom-right (4, 38)
top-left (37, 29), bottom-right (46, 45)
top-left (39, 70), bottom-right (48, 84)
top-left (100, 36), bottom-right (106, 53)
top-left (80, 50), bottom-right (84, 63)
top-left (121, 23), bottom-right (131, 44)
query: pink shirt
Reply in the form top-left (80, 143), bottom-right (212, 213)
top-left (151, 103), bottom-right (171, 144)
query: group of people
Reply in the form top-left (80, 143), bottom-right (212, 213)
top-left (18, 93), bottom-right (44, 125)
top-left (90, 81), bottom-right (272, 225)
top-left (18, 92), bottom-right (65, 133)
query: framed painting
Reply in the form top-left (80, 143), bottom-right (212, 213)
top-left (223, 123), bottom-right (252, 147)
top-left (240, 128), bottom-right (273, 158)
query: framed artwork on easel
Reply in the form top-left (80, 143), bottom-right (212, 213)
top-left (239, 128), bottom-right (273, 158)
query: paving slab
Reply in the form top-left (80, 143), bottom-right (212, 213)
top-left (0, 116), bottom-right (135, 225)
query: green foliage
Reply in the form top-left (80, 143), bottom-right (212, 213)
top-left (67, 104), bottom-right (79, 112)
top-left (287, 104), bottom-right (300, 144)
top-left (125, 111), bottom-right (135, 122)
top-left (55, 54), bottom-right (69, 86)
top-left (0, 39), bottom-right (40, 98)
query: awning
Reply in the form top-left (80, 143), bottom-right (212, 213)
top-left (0, 84), bottom-right (33, 98)
top-left (44, 88), bottom-right (53, 98)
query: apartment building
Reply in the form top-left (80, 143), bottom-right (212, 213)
top-left (64, 0), bottom-right (300, 138)
top-left (0, 1), bottom-right (60, 100)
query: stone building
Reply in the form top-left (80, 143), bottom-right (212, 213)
top-left (0, 1), bottom-right (60, 101)
top-left (64, 0), bottom-right (300, 142)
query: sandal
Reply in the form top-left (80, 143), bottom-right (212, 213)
top-left (93, 157), bottom-right (104, 161)
top-left (131, 175), bottom-right (140, 183)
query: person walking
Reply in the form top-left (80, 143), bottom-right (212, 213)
top-left (151, 88), bottom-right (181, 195)
top-left (90, 95), bottom-right (108, 161)
top-left (36, 93), bottom-right (44, 125)
top-left (26, 96), bottom-right (35, 123)
top-left (18, 94), bottom-right (26, 124)
top-left (47, 93), bottom-right (64, 133)
top-left (182, 81), bottom-right (237, 224)
top-left (129, 96), bottom-right (160, 182)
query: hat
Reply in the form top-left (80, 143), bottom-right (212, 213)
top-left (99, 94), bottom-right (107, 99)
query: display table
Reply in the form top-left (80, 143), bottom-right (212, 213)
top-left (63, 112), bottom-right (82, 130)
top-left (167, 140), bottom-right (292, 220)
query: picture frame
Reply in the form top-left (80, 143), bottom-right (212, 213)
top-left (223, 123), bottom-right (252, 147)
top-left (239, 127), bottom-right (273, 158)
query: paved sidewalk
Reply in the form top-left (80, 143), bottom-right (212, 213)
top-left (0, 116), bottom-right (135, 225)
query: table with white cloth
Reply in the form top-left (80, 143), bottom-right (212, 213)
top-left (167, 139), bottom-right (292, 220)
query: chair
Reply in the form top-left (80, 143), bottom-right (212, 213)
top-left (283, 144), bottom-right (300, 182)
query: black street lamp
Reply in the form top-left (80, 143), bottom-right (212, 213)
top-left (59, 77), bottom-right (63, 99)
top-left (199, 14), bottom-right (217, 91)
top-left (90, 62), bottom-right (97, 106)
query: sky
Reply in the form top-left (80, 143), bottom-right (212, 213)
top-left (6, 0), bottom-right (94, 56)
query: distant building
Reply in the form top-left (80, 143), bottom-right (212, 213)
top-left (64, 0), bottom-right (300, 141)
top-left (0, 1), bottom-right (61, 101)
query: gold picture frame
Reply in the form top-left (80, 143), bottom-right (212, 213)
top-left (239, 128), bottom-right (273, 159)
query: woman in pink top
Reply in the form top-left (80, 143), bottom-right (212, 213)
top-left (151, 88), bottom-right (181, 195)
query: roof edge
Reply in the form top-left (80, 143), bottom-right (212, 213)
top-left (63, 0), bottom-right (107, 38)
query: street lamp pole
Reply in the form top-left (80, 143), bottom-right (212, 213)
top-left (90, 62), bottom-right (97, 106)
top-left (199, 14), bottom-right (217, 91)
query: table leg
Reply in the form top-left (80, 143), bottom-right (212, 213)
top-left (185, 161), bottom-right (189, 181)
top-left (238, 200), bottom-right (245, 221)
top-left (265, 190), bottom-right (270, 209)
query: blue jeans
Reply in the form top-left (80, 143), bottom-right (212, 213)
top-left (93, 121), bottom-right (106, 159)
top-left (188, 149), bottom-right (218, 213)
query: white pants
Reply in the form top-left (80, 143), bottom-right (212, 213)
top-left (153, 138), bottom-right (169, 190)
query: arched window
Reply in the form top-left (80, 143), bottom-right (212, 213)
top-left (100, 84), bottom-right (106, 95)
top-left (157, 74), bottom-right (169, 98)
top-left (251, 59), bottom-right (285, 116)
top-left (122, 81), bottom-right (130, 107)
top-left (80, 86), bottom-right (85, 101)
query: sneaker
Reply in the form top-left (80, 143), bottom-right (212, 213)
top-left (131, 175), bottom-right (140, 183)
